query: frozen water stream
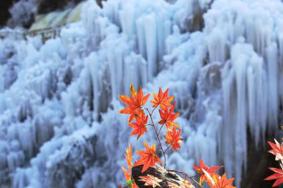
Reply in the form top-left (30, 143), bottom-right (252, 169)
top-left (0, 0), bottom-right (282, 187)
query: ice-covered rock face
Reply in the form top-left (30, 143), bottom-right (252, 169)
top-left (0, 0), bottom-right (282, 187)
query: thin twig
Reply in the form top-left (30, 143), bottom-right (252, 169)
top-left (151, 107), bottom-right (157, 115)
top-left (158, 124), bottom-right (164, 136)
top-left (164, 146), bottom-right (170, 154)
top-left (146, 107), bottom-right (167, 168)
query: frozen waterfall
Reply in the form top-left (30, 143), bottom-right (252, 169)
top-left (0, 0), bottom-right (282, 187)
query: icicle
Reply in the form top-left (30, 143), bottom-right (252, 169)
top-left (12, 169), bottom-right (29, 188)
top-left (106, 38), bottom-right (127, 98)
top-left (266, 43), bottom-right (279, 130)
top-left (278, 34), bottom-right (283, 107)
top-left (144, 14), bottom-right (158, 80)
top-left (86, 53), bottom-right (104, 119)
top-left (138, 55), bottom-right (148, 87)
top-left (207, 28), bottom-right (227, 63)
top-left (124, 53), bottom-right (142, 91)
top-left (0, 66), bottom-right (5, 92)
top-left (136, 17), bottom-right (147, 58)
top-left (221, 61), bottom-right (235, 178)
top-left (7, 151), bottom-right (24, 172)
top-left (119, 3), bottom-right (136, 39)
top-left (81, 0), bottom-right (103, 50)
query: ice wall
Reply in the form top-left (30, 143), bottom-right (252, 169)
top-left (0, 0), bottom-right (282, 187)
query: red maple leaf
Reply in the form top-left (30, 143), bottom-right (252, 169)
top-left (120, 84), bottom-right (150, 122)
top-left (165, 127), bottom-right (182, 151)
top-left (129, 112), bottom-right (148, 139)
top-left (151, 88), bottom-right (174, 110)
top-left (135, 142), bottom-right (160, 173)
top-left (211, 174), bottom-right (235, 188)
top-left (268, 139), bottom-right (283, 161)
top-left (194, 160), bottom-right (221, 185)
top-left (158, 104), bottom-right (179, 128)
top-left (265, 167), bottom-right (283, 187)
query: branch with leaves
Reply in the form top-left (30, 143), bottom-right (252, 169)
top-left (119, 84), bottom-right (235, 188)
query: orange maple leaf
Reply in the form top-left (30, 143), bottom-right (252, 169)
top-left (135, 142), bottom-right (160, 173)
top-left (125, 145), bottom-right (133, 168)
top-left (151, 88), bottom-right (174, 110)
top-left (129, 112), bottom-right (148, 139)
top-left (158, 104), bottom-right (179, 128)
top-left (265, 167), bottom-right (283, 187)
top-left (122, 166), bottom-right (131, 182)
top-left (211, 174), bottom-right (235, 188)
top-left (120, 84), bottom-right (150, 122)
top-left (165, 127), bottom-right (182, 151)
top-left (268, 139), bottom-right (283, 161)
top-left (122, 145), bottom-right (138, 188)
top-left (194, 160), bottom-right (221, 185)
top-left (139, 174), bottom-right (162, 188)
top-left (122, 145), bottom-right (134, 181)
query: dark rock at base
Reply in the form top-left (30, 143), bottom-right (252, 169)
top-left (132, 165), bottom-right (195, 188)
top-left (0, 0), bottom-right (13, 26)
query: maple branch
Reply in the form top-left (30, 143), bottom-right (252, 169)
top-left (151, 106), bottom-right (157, 115)
top-left (146, 123), bottom-right (154, 127)
top-left (164, 146), bottom-right (170, 154)
top-left (158, 124), bottom-right (164, 136)
top-left (145, 108), bottom-right (167, 168)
